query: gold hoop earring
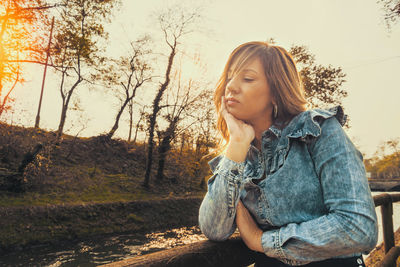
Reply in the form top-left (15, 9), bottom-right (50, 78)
top-left (273, 104), bottom-right (278, 119)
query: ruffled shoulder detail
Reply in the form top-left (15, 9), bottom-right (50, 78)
top-left (274, 105), bottom-right (347, 153)
top-left (269, 106), bottom-right (347, 174)
top-left (309, 105), bottom-right (347, 128)
top-left (284, 105), bottom-right (347, 140)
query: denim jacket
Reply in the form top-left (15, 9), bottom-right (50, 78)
top-left (198, 106), bottom-right (378, 266)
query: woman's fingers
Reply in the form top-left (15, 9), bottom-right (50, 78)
top-left (221, 96), bottom-right (255, 144)
top-left (221, 96), bottom-right (237, 124)
top-left (220, 96), bottom-right (229, 119)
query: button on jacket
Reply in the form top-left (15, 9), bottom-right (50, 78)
top-left (198, 106), bottom-right (378, 266)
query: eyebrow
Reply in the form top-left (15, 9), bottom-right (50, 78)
top-left (242, 68), bottom-right (258, 74)
top-left (228, 68), bottom-right (258, 75)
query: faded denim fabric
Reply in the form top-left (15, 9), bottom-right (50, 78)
top-left (198, 106), bottom-right (378, 266)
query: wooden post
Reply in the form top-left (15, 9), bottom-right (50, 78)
top-left (35, 16), bottom-right (54, 128)
top-left (381, 194), bottom-right (395, 254)
top-left (377, 246), bottom-right (400, 267)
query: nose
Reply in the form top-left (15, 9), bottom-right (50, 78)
top-left (226, 76), bottom-right (239, 95)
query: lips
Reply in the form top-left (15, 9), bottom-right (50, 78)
top-left (225, 97), bottom-right (239, 104)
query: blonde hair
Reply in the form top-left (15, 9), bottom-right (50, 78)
top-left (215, 41), bottom-right (308, 143)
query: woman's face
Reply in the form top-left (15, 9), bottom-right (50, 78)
top-left (224, 57), bottom-right (274, 124)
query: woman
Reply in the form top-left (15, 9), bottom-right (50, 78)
top-left (198, 41), bottom-right (378, 267)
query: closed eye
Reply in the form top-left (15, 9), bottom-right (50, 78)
top-left (244, 78), bottom-right (254, 82)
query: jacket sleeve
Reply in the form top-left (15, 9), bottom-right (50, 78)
top-left (260, 117), bottom-right (378, 265)
top-left (198, 155), bottom-right (245, 241)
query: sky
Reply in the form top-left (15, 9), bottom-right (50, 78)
top-left (6, 0), bottom-right (400, 158)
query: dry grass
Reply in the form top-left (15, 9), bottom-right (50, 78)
top-left (0, 122), bottom-right (209, 206)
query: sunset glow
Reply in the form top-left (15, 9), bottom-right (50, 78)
top-left (2, 0), bottom-right (400, 158)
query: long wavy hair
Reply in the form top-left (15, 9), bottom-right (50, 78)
top-left (214, 41), bottom-right (308, 143)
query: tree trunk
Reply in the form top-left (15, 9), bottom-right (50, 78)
top-left (195, 136), bottom-right (201, 155)
top-left (57, 103), bottom-right (68, 139)
top-left (128, 121), bottom-right (133, 143)
top-left (0, 74), bottom-right (18, 118)
top-left (180, 132), bottom-right (185, 154)
top-left (133, 118), bottom-right (140, 144)
top-left (144, 113), bottom-right (156, 187)
top-left (57, 79), bottom-right (80, 139)
top-left (156, 133), bottom-right (172, 180)
top-left (143, 45), bottom-right (176, 188)
top-left (108, 98), bottom-right (130, 138)
top-left (128, 102), bottom-right (133, 143)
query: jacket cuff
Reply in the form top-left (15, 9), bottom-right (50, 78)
top-left (217, 156), bottom-right (245, 217)
top-left (208, 155), bottom-right (245, 176)
top-left (261, 229), bottom-right (285, 259)
top-left (208, 155), bottom-right (245, 181)
top-left (218, 156), bottom-right (245, 179)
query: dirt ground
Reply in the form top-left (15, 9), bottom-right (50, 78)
top-left (365, 226), bottom-right (400, 267)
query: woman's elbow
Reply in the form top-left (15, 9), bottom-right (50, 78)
top-left (198, 215), bottom-right (232, 242)
top-left (349, 216), bottom-right (378, 252)
top-left (198, 195), bottom-right (236, 241)
top-left (361, 221), bottom-right (378, 252)
top-left (200, 227), bottom-right (231, 242)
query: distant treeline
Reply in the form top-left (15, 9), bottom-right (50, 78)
top-left (365, 138), bottom-right (400, 179)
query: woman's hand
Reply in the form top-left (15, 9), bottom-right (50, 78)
top-left (221, 96), bottom-right (255, 162)
top-left (235, 200), bottom-right (264, 253)
top-left (221, 96), bottom-right (255, 145)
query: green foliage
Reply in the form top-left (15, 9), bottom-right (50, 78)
top-left (51, 0), bottom-right (121, 66)
top-left (49, 0), bottom-right (121, 137)
top-left (23, 143), bottom-right (53, 189)
top-left (365, 137), bottom-right (400, 179)
top-left (377, 0), bottom-right (400, 29)
top-left (366, 152), bottom-right (400, 179)
top-left (127, 213), bottom-right (144, 223)
top-left (164, 146), bottom-right (211, 191)
top-left (290, 45), bottom-right (347, 109)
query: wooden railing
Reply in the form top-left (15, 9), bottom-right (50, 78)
top-left (102, 193), bottom-right (400, 267)
top-left (373, 193), bottom-right (400, 267)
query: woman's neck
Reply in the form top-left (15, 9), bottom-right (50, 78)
top-left (250, 118), bottom-right (273, 150)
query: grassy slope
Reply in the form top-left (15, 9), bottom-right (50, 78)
top-left (0, 123), bottom-right (209, 207)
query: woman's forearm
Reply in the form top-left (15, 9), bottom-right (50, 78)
top-left (198, 156), bottom-right (245, 241)
top-left (235, 200), bottom-right (263, 252)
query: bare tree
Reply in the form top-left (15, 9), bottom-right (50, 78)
top-left (182, 88), bottom-right (217, 188)
top-left (128, 102), bottom-right (146, 144)
top-left (106, 37), bottom-right (152, 138)
top-left (50, 0), bottom-right (120, 139)
top-left (155, 69), bottom-right (209, 181)
top-left (143, 6), bottom-right (200, 187)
